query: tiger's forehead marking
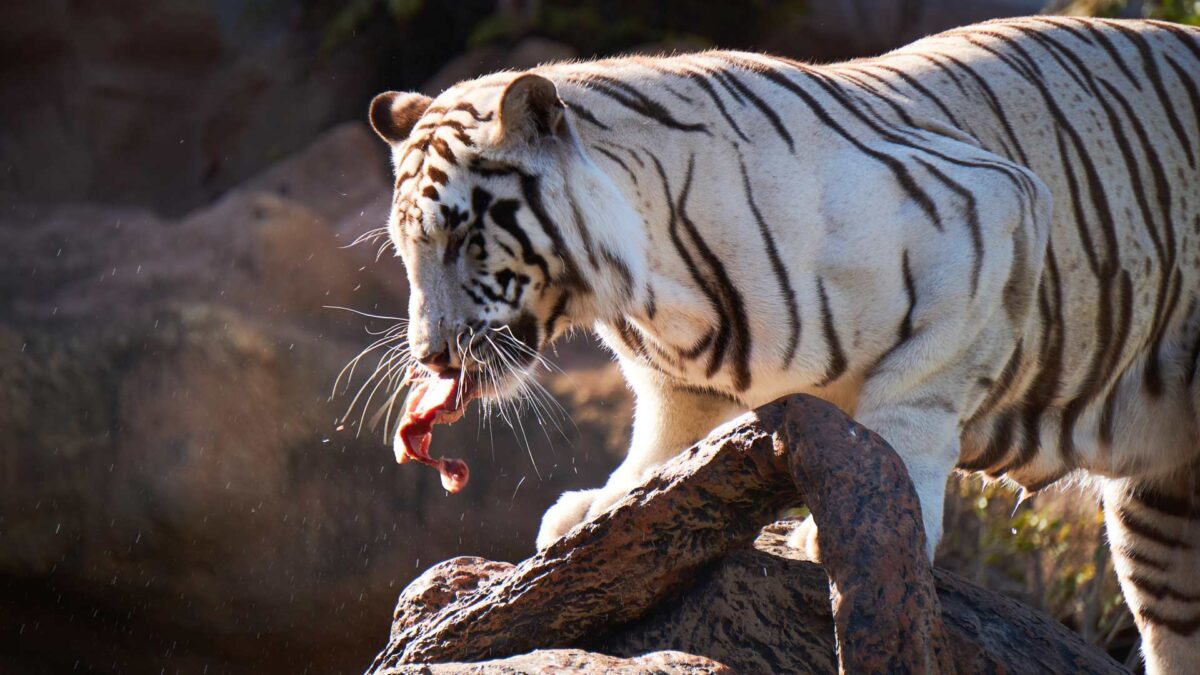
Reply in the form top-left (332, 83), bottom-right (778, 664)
top-left (395, 101), bottom-right (496, 192)
top-left (392, 97), bottom-right (503, 232)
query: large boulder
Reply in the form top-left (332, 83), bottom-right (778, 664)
top-left (0, 121), bottom-right (629, 674)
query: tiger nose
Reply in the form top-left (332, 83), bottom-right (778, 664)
top-left (415, 345), bottom-right (453, 374)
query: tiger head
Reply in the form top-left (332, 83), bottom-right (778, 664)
top-left (368, 74), bottom-right (641, 398)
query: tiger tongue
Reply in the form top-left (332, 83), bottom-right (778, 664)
top-left (394, 372), bottom-right (471, 493)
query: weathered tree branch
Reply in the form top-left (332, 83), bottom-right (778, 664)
top-left (367, 395), bottom-right (1125, 674)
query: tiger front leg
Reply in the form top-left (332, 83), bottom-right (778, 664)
top-left (536, 362), bottom-right (743, 550)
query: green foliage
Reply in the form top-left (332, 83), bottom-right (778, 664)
top-left (320, 0), bottom-right (385, 53)
top-left (941, 476), bottom-right (1135, 661)
top-left (1063, 0), bottom-right (1200, 23)
top-left (1153, 0), bottom-right (1200, 24)
top-left (312, 0), bottom-right (811, 58)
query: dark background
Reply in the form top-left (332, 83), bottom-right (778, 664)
top-left (2, 1), bottom-right (1189, 673)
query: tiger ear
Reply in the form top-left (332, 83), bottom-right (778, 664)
top-left (497, 74), bottom-right (565, 144)
top-left (369, 91), bottom-right (433, 145)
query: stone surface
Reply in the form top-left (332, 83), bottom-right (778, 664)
top-left (420, 38), bottom-right (577, 96)
top-left (376, 649), bottom-right (730, 674)
top-left (0, 121), bottom-right (629, 675)
top-left (369, 397), bottom-right (1126, 675)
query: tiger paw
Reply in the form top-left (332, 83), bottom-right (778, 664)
top-left (536, 488), bottom-right (601, 551)
top-left (785, 515), bottom-right (822, 563)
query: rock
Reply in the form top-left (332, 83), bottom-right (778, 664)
top-left (369, 397), bottom-right (1125, 675)
top-left (759, 0), bottom-right (1048, 61)
top-left (375, 649), bottom-right (731, 674)
top-left (421, 38), bottom-right (577, 96)
top-left (251, 193), bottom-right (364, 317)
top-left (0, 0), bottom-right (379, 214)
top-left (0, 122), bottom-right (628, 675)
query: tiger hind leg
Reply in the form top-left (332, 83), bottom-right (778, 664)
top-left (1103, 472), bottom-right (1200, 675)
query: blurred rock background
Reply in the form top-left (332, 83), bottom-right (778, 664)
top-left (2, 1), bottom-right (1194, 673)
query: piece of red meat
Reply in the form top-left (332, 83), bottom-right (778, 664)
top-left (394, 370), bottom-right (473, 492)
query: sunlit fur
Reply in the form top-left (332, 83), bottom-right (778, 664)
top-left (364, 18), bottom-right (1200, 673)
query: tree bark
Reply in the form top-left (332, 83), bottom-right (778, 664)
top-left (367, 395), bottom-right (1126, 674)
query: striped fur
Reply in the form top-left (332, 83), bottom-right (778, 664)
top-left (368, 18), bottom-right (1200, 672)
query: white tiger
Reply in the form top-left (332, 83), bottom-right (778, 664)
top-left (365, 17), bottom-right (1200, 673)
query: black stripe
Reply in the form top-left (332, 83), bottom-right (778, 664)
top-left (1002, 248), bottom-right (1066, 474)
top-left (671, 383), bottom-right (744, 406)
top-left (963, 34), bottom-right (1135, 462)
top-left (518, 173), bottom-right (588, 292)
top-left (1128, 574), bottom-right (1200, 603)
top-left (1164, 54), bottom-right (1200, 142)
top-left (737, 155), bottom-right (800, 367)
top-left (967, 341), bottom-right (1025, 427)
top-left (1115, 543), bottom-right (1170, 572)
top-left (867, 249), bottom-right (919, 379)
top-left (1133, 488), bottom-right (1200, 519)
top-left (678, 328), bottom-right (714, 361)
top-left (1097, 271), bottom-right (1134, 447)
top-left (663, 81), bottom-right (696, 104)
top-left (930, 51), bottom-right (1030, 166)
top-left (1021, 472), bottom-right (1066, 494)
top-left (1043, 65), bottom-right (1172, 425)
top-left (601, 140), bottom-right (645, 168)
top-left (831, 71), bottom-right (1039, 210)
top-left (571, 75), bottom-right (711, 134)
top-left (708, 68), bottom-right (745, 103)
top-left (566, 194), bottom-right (600, 270)
top-left (487, 198), bottom-right (551, 280)
top-left (649, 154), bottom-right (752, 390)
top-left (543, 290), bottom-right (571, 342)
top-left (815, 277), bottom-right (847, 387)
top-left (830, 69), bottom-right (918, 127)
top-left (795, 64), bottom-right (949, 233)
top-left (591, 145), bottom-right (638, 184)
top-left (708, 65), bottom-right (795, 152)
top-left (1004, 25), bottom-right (1091, 93)
top-left (899, 250), bottom-right (917, 342)
top-left (868, 63), bottom-right (966, 129)
top-left (600, 247), bottom-right (634, 294)
top-left (1118, 507), bottom-right (1192, 549)
top-left (669, 65), bottom-right (750, 142)
top-left (1146, 20), bottom-right (1200, 63)
top-left (675, 157), bottom-right (754, 391)
top-left (912, 158), bottom-right (983, 296)
top-left (615, 317), bottom-right (649, 360)
top-left (649, 153), bottom-right (723, 364)
top-left (1066, 18), bottom-right (1144, 91)
top-left (960, 409), bottom-right (1017, 472)
top-left (1187, 313), bottom-right (1200, 386)
top-left (1098, 77), bottom-right (1179, 396)
top-left (1022, 16), bottom-right (1094, 46)
top-left (1104, 20), bottom-right (1196, 167)
top-left (914, 53), bottom-right (967, 97)
top-left (1052, 129), bottom-right (1102, 276)
top-left (460, 284), bottom-right (486, 306)
top-left (721, 55), bottom-right (944, 232)
top-left (1139, 607), bottom-right (1200, 636)
top-left (564, 99), bottom-right (610, 130)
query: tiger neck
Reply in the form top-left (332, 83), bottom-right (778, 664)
top-left (556, 78), bottom-right (753, 356)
